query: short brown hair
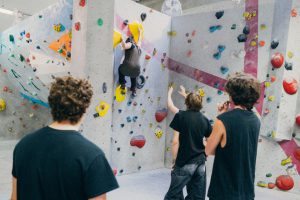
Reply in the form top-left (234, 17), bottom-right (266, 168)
top-left (48, 76), bottom-right (93, 124)
top-left (185, 93), bottom-right (203, 111)
top-left (225, 72), bottom-right (261, 111)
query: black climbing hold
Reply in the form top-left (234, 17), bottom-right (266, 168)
top-left (70, 14), bottom-right (73, 20)
top-left (237, 34), bottom-right (247, 43)
top-left (140, 13), bottom-right (147, 22)
top-left (119, 169), bottom-right (124, 173)
top-left (277, 106), bottom-right (280, 109)
top-left (138, 166), bottom-right (142, 170)
top-left (33, 67), bottom-right (37, 72)
top-left (285, 62), bottom-right (293, 70)
top-left (127, 117), bottom-right (132, 123)
top-left (102, 82), bottom-right (107, 93)
top-left (292, 133), bottom-right (296, 138)
top-left (136, 75), bottom-right (146, 89)
top-left (266, 74), bottom-right (270, 78)
top-left (93, 113), bottom-right (99, 118)
top-left (271, 39), bottom-right (279, 49)
top-left (130, 131), bottom-right (133, 134)
top-left (231, 24), bottom-right (236, 30)
top-left (243, 25), bottom-right (250, 35)
top-left (215, 11), bottom-right (224, 19)
top-left (123, 19), bottom-right (129, 26)
top-left (38, 15), bottom-right (43, 19)
top-left (121, 124), bottom-right (125, 128)
top-left (132, 153), bottom-right (136, 156)
top-left (67, 51), bottom-right (71, 58)
top-left (117, 147), bottom-right (121, 151)
top-left (118, 109), bottom-right (122, 113)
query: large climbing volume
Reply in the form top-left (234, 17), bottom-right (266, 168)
top-left (276, 175), bottom-right (294, 191)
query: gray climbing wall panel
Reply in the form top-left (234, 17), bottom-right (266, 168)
top-left (111, 0), bottom-right (171, 175)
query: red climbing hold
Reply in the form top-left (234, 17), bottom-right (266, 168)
top-left (291, 8), bottom-right (297, 17)
top-left (276, 175), bottom-right (294, 191)
top-left (271, 76), bottom-right (277, 82)
top-left (294, 147), bottom-right (300, 161)
top-left (259, 41), bottom-right (265, 47)
top-left (296, 114), bottom-right (300, 127)
top-left (75, 22), bottom-right (81, 31)
top-left (79, 0), bottom-right (86, 7)
top-left (145, 54), bottom-right (151, 60)
top-left (271, 53), bottom-right (284, 68)
top-left (130, 135), bottom-right (146, 149)
top-left (268, 183), bottom-right (276, 189)
top-left (283, 77), bottom-right (298, 95)
top-left (25, 33), bottom-right (30, 38)
top-left (3, 86), bottom-right (9, 92)
top-left (155, 108), bottom-right (168, 123)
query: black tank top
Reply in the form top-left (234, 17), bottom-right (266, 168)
top-left (119, 39), bottom-right (141, 78)
top-left (208, 109), bottom-right (260, 200)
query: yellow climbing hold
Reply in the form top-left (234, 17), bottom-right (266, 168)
top-left (113, 30), bottom-right (122, 49)
top-left (271, 131), bottom-right (276, 138)
top-left (167, 31), bottom-right (177, 36)
top-left (155, 126), bottom-right (163, 139)
top-left (268, 96), bottom-right (275, 101)
top-left (257, 181), bottom-right (268, 188)
top-left (0, 99), bottom-right (6, 111)
top-left (265, 82), bottom-right (271, 88)
top-left (250, 40), bottom-right (257, 47)
top-left (287, 51), bottom-right (294, 59)
top-left (281, 156), bottom-right (292, 166)
top-left (128, 21), bottom-right (144, 43)
top-left (95, 102), bottom-right (110, 117)
top-left (198, 88), bottom-right (205, 97)
top-left (260, 24), bottom-right (267, 30)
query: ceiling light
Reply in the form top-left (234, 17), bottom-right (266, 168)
top-left (0, 7), bottom-right (14, 15)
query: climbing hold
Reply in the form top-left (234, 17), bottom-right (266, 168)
top-left (215, 11), bottom-right (224, 19)
top-left (276, 175), bottom-right (294, 191)
top-left (120, 124), bottom-right (125, 128)
top-left (136, 75), bottom-right (146, 89)
top-left (268, 96), bottom-right (275, 102)
top-left (123, 19), bottom-right (129, 26)
top-left (209, 25), bottom-right (222, 33)
top-left (155, 126), bottom-right (163, 139)
top-left (206, 97), bottom-right (212, 103)
top-left (187, 50), bottom-right (192, 57)
top-left (192, 30), bottom-right (196, 37)
top-left (217, 90), bottom-right (223, 95)
top-left (291, 8), bottom-right (297, 17)
top-left (53, 23), bottom-right (65, 32)
top-left (25, 32), bottom-right (30, 38)
top-left (113, 30), bottom-right (122, 48)
top-left (97, 18), bottom-right (103, 26)
top-left (130, 135), bottom-right (146, 148)
top-left (287, 51), bottom-right (294, 58)
top-left (140, 12), bottom-right (147, 22)
top-left (19, 54), bottom-right (25, 62)
top-left (75, 22), bottom-right (81, 31)
top-left (79, 0), bottom-right (86, 7)
top-left (243, 25), bottom-right (250, 35)
top-left (213, 52), bottom-right (221, 60)
top-left (296, 114), bottom-right (300, 127)
top-left (266, 173), bottom-right (272, 177)
top-left (281, 156), bottom-right (292, 166)
top-left (264, 82), bottom-right (271, 88)
top-left (271, 39), bottom-right (279, 49)
top-left (231, 24), bottom-right (236, 30)
top-left (9, 34), bottom-right (15, 44)
top-left (155, 108), bottom-right (168, 123)
top-left (145, 54), bottom-right (151, 60)
top-left (283, 77), bottom-right (298, 95)
top-left (237, 34), bottom-right (247, 43)
top-left (36, 46), bottom-right (41, 49)
top-left (95, 102), bottom-right (109, 117)
top-left (294, 147), bottom-right (300, 161)
top-left (167, 31), bottom-right (177, 36)
top-left (218, 45), bottom-right (226, 52)
top-left (284, 62), bottom-right (293, 70)
top-left (259, 41), bottom-right (265, 47)
top-left (102, 82), bottom-right (107, 93)
top-left (271, 76), bottom-right (277, 82)
top-left (133, 116), bottom-right (138, 122)
top-left (198, 88), bottom-right (205, 97)
top-left (128, 21), bottom-right (144, 43)
top-left (271, 53), bottom-right (284, 68)
top-left (250, 40), bottom-right (257, 47)
top-left (264, 109), bottom-right (270, 115)
top-left (257, 181), bottom-right (268, 188)
top-left (268, 183), bottom-right (276, 189)
top-left (127, 116), bottom-right (132, 123)
top-left (220, 66), bottom-right (229, 75)
top-left (0, 99), bottom-right (6, 111)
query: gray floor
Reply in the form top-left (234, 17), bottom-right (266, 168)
top-left (1, 141), bottom-right (300, 200)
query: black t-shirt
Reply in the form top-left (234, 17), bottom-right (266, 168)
top-left (208, 109), bottom-right (261, 200)
top-left (12, 126), bottom-right (119, 200)
top-left (170, 110), bottom-right (212, 167)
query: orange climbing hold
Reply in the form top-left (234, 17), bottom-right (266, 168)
top-left (291, 8), bottom-right (297, 17)
top-left (268, 183), bottom-right (276, 189)
top-left (259, 41), bottom-right (265, 47)
top-left (271, 76), bottom-right (277, 82)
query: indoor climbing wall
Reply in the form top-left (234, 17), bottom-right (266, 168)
top-left (0, 0), bottom-right (73, 139)
top-left (165, 0), bottom-right (300, 195)
top-left (111, 0), bottom-right (171, 175)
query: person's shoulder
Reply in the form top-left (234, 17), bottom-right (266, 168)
top-left (15, 127), bottom-right (46, 151)
top-left (73, 135), bottom-right (104, 156)
top-left (217, 109), bottom-right (236, 119)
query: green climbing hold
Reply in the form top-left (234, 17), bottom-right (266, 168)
top-left (19, 54), bottom-right (25, 62)
top-left (266, 173), bottom-right (272, 178)
top-left (9, 34), bottom-right (15, 43)
top-left (97, 18), bottom-right (103, 26)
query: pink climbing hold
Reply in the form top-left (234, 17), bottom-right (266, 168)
top-left (75, 22), bottom-right (81, 31)
top-left (294, 147), bottom-right (300, 161)
top-left (155, 108), bottom-right (168, 123)
top-left (130, 135), bottom-right (146, 149)
top-left (283, 77), bottom-right (298, 95)
top-left (113, 168), bottom-right (118, 176)
top-left (296, 114), bottom-right (300, 127)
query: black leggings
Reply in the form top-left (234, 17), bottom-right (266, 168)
top-left (118, 68), bottom-right (137, 90)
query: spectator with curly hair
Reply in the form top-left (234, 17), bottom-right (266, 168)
top-left (205, 72), bottom-right (261, 200)
top-left (11, 76), bottom-right (118, 200)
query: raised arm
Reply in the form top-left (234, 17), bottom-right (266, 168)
top-left (168, 86), bottom-right (179, 114)
top-left (178, 85), bottom-right (188, 98)
top-left (136, 27), bottom-right (143, 48)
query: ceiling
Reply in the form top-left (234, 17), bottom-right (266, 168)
top-left (0, 0), bottom-right (230, 32)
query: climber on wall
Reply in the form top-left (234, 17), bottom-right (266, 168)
top-left (165, 85), bottom-right (212, 200)
top-left (118, 26), bottom-right (143, 98)
top-left (205, 72), bottom-right (261, 200)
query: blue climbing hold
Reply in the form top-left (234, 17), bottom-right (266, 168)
top-left (218, 45), bottom-right (226, 52)
top-left (220, 66), bottom-right (229, 74)
top-left (206, 97), bottom-right (212, 103)
top-left (213, 52), bottom-right (221, 60)
top-left (209, 25), bottom-right (222, 33)
top-left (127, 117), bottom-right (132, 123)
top-left (217, 90), bottom-right (223, 95)
top-left (133, 116), bottom-right (138, 122)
